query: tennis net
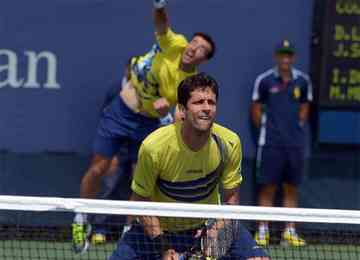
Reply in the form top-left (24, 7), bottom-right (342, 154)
top-left (0, 195), bottom-right (360, 259)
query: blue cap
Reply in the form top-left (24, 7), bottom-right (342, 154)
top-left (275, 40), bottom-right (296, 54)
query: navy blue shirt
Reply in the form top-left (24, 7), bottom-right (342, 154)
top-left (252, 68), bottom-right (312, 147)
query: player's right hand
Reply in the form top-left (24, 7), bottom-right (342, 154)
top-left (72, 213), bottom-right (92, 254)
top-left (153, 0), bottom-right (167, 9)
top-left (153, 97), bottom-right (171, 117)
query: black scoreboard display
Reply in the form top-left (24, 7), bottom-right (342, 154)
top-left (313, 0), bottom-right (360, 145)
top-left (318, 0), bottom-right (360, 109)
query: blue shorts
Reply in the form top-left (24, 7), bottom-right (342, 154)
top-left (93, 96), bottom-right (160, 161)
top-left (109, 223), bottom-right (268, 260)
top-left (257, 146), bottom-right (305, 186)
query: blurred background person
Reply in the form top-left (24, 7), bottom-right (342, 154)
top-left (90, 58), bottom-right (133, 244)
top-left (91, 57), bottom-right (175, 245)
top-left (72, 0), bottom-right (216, 253)
top-left (250, 40), bottom-right (313, 247)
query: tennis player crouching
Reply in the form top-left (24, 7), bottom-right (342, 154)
top-left (109, 73), bottom-right (270, 260)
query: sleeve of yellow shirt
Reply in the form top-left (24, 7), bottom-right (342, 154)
top-left (156, 28), bottom-right (188, 53)
top-left (131, 144), bottom-right (159, 198)
top-left (221, 136), bottom-right (242, 190)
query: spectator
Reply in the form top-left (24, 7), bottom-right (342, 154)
top-left (251, 40), bottom-right (313, 247)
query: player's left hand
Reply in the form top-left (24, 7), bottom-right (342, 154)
top-left (194, 222), bottom-right (219, 239)
top-left (153, 97), bottom-right (171, 117)
top-left (193, 223), bottom-right (219, 257)
top-left (162, 249), bottom-right (179, 260)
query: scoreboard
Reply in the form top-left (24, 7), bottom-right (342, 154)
top-left (318, 0), bottom-right (360, 108)
top-left (314, 0), bottom-right (360, 144)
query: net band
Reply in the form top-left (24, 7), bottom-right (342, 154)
top-left (1, 195), bottom-right (360, 224)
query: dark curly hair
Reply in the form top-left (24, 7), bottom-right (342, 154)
top-left (177, 72), bottom-right (219, 108)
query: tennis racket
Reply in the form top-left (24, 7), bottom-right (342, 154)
top-left (200, 219), bottom-right (241, 259)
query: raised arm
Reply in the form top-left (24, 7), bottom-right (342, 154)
top-left (152, 2), bottom-right (171, 116)
top-left (153, 0), bottom-right (169, 35)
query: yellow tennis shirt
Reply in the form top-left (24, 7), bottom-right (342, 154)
top-left (130, 29), bottom-right (197, 118)
top-left (131, 122), bottom-right (242, 231)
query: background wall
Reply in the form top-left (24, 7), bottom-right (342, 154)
top-left (2, 0), bottom-right (360, 211)
top-left (0, 0), bottom-right (313, 155)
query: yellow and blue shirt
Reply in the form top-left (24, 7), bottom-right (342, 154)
top-left (131, 29), bottom-right (197, 118)
top-left (131, 122), bottom-right (242, 231)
